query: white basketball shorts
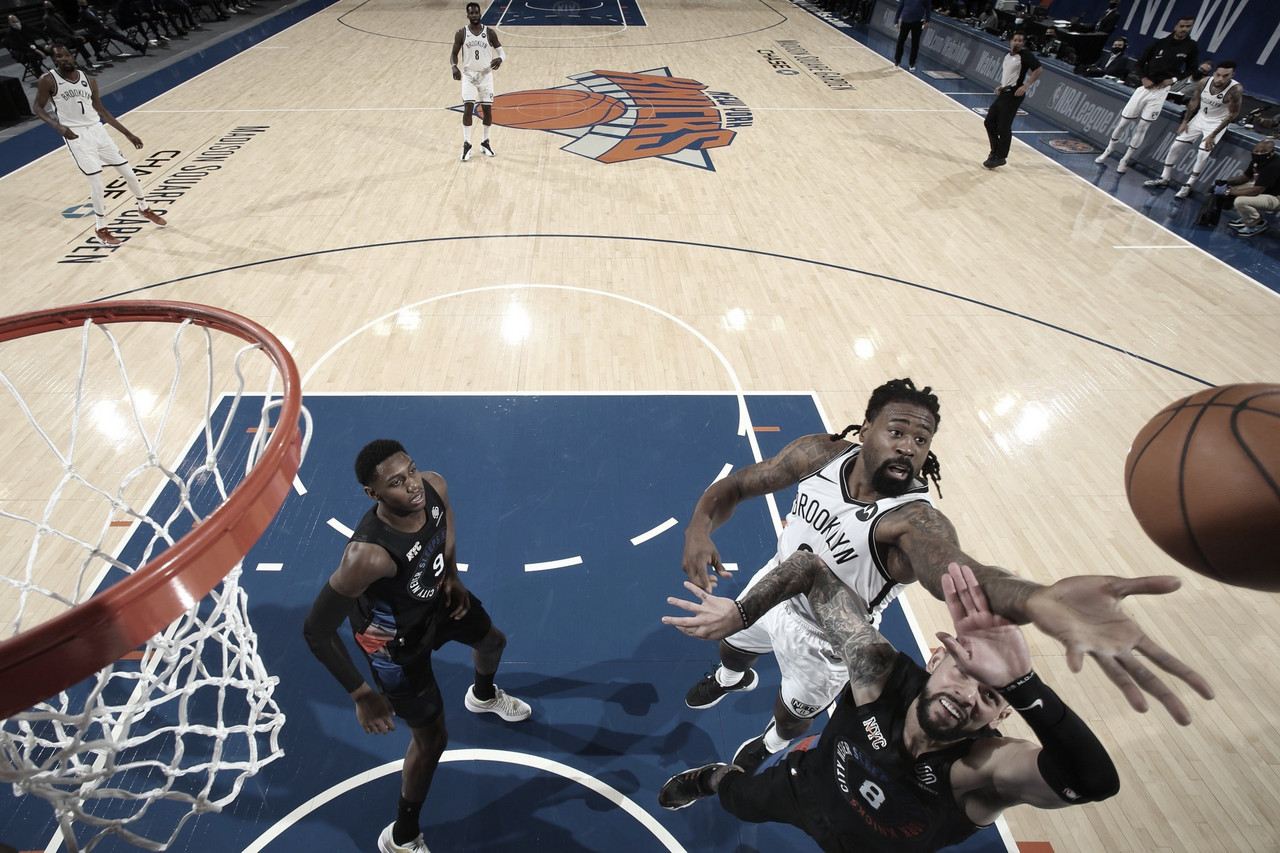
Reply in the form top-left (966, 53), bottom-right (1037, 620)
top-left (64, 123), bottom-right (127, 176)
top-left (461, 69), bottom-right (494, 105)
top-left (723, 563), bottom-right (848, 720)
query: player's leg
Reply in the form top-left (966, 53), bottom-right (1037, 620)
top-left (1097, 87), bottom-right (1145, 163)
top-left (446, 597), bottom-right (530, 721)
top-left (101, 128), bottom-right (166, 227)
top-left (366, 652), bottom-right (447, 853)
top-left (1147, 127), bottom-right (1198, 187)
top-left (478, 73), bottom-right (495, 155)
top-left (730, 606), bottom-right (844, 773)
top-left (684, 579), bottom-right (777, 709)
top-left (1118, 88), bottom-right (1167, 172)
top-left (460, 72), bottom-right (480, 158)
top-left (908, 21), bottom-right (922, 69)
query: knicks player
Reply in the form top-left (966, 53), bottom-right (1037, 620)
top-left (304, 439), bottom-right (530, 853)
top-left (1144, 60), bottom-right (1242, 199)
top-left (450, 1), bottom-right (504, 162)
top-left (681, 378), bottom-right (1210, 772)
top-left (32, 44), bottom-right (167, 248)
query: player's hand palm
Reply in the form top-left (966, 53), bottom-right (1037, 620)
top-left (936, 564), bottom-right (1030, 687)
top-left (1026, 575), bottom-right (1213, 724)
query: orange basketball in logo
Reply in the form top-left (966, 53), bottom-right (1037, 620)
top-left (492, 89), bottom-right (627, 130)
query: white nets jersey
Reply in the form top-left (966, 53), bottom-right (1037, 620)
top-left (1196, 77), bottom-right (1240, 124)
top-left (461, 25), bottom-right (494, 74)
top-left (49, 70), bottom-right (97, 129)
top-left (775, 444), bottom-right (933, 627)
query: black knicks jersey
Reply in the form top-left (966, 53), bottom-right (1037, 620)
top-left (792, 652), bottom-right (997, 852)
top-left (348, 478), bottom-right (449, 662)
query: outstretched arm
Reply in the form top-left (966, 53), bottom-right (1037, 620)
top-left (880, 502), bottom-right (1214, 724)
top-left (941, 565), bottom-right (1119, 823)
top-left (682, 433), bottom-right (848, 590)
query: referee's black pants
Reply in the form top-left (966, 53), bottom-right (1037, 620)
top-left (984, 87), bottom-right (1024, 159)
top-left (894, 20), bottom-right (924, 66)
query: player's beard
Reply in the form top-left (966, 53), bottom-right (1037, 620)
top-left (869, 458), bottom-right (916, 497)
top-left (915, 691), bottom-right (968, 741)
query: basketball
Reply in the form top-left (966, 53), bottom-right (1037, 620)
top-left (1124, 384), bottom-right (1280, 591)
top-left (492, 89), bottom-right (627, 130)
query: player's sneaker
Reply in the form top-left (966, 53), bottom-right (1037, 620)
top-left (1238, 221), bottom-right (1269, 237)
top-left (1227, 218), bottom-right (1249, 229)
top-left (909, 65), bottom-right (916, 71)
top-left (93, 227), bottom-right (121, 247)
top-left (658, 763), bottom-right (724, 810)
top-left (1094, 151), bottom-right (1109, 164)
top-left (1143, 177), bottom-right (1170, 188)
top-left (1116, 158), bottom-right (1130, 174)
top-left (378, 822), bottom-right (431, 853)
top-left (138, 207), bottom-right (167, 227)
top-left (464, 685), bottom-right (531, 721)
top-left (685, 667), bottom-right (757, 709)
top-left (1175, 184), bottom-right (1193, 199)
top-left (480, 139), bottom-right (495, 157)
top-left (461, 142), bottom-right (473, 161)
top-left (732, 719), bottom-right (779, 775)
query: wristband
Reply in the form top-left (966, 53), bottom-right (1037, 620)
top-left (734, 600), bottom-right (750, 630)
top-left (996, 671), bottom-right (1038, 698)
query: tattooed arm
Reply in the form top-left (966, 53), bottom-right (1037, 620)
top-left (682, 433), bottom-right (850, 590)
top-left (877, 501), bottom-right (1038, 618)
top-left (665, 549), bottom-right (897, 702)
top-left (876, 502), bottom-right (1213, 725)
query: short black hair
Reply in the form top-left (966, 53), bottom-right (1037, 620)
top-left (1217, 59), bottom-right (1237, 70)
top-left (1177, 15), bottom-right (1194, 22)
top-left (354, 439), bottom-right (406, 487)
top-left (466, 1), bottom-right (479, 9)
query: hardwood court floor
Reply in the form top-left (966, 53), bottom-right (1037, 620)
top-left (2, 0), bottom-right (1279, 851)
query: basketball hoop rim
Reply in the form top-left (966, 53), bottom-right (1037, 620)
top-left (0, 301), bottom-right (304, 720)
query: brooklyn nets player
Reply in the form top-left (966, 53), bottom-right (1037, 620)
top-left (450, 2), bottom-right (505, 162)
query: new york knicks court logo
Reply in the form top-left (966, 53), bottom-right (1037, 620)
top-left (480, 68), bottom-right (752, 170)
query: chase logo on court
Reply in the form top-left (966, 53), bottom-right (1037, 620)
top-left (486, 68), bottom-right (752, 170)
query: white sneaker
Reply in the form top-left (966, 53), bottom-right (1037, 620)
top-left (378, 822), bottom-right (431, 853)
top-left (1175, 184), bottom-right (1193, 199)
top-left (1094, 151), bottom-right (1109, 164)
top-left (1116, 159), bottom-right (1129, 174)
top-left (464, 685), bottom-right (531, 721)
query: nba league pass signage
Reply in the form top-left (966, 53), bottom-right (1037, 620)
top-left (488, 68), bottom-right (753, 170)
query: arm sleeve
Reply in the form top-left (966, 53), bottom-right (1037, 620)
top-left (302, 582), bottom-right (367, 694)
top-left (999, 672), bottom-right (1120, 804)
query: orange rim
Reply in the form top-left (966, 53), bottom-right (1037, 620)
top-left (0, 301), bottom-right (303, 720)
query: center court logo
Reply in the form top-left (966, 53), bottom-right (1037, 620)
top-left (486, 68), bottom-right (752, 170)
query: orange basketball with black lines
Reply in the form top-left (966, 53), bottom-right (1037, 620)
top-left (492, 89), bottom-right (627, 130)
top-left (1124, 383), bottom-right (1280, 591)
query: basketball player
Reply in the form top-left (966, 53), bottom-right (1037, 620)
top-left (450, 1), bottom-right (504, 162)
top-left (32, 44), bottom-right (166, 248)
top-left (679, 378), bottom-right (1211, 773)
top-left (1143, 60), bottom-right (1242, 199)
top-left (302, 439), bottom-right (531, 853)
top-left (660, 559), bottom-right (1122, 852)
top-left (1095, 16), bottom-right (1199, 174)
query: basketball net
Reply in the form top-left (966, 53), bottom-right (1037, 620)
top-left (0, 304), bottom-right (310, 852)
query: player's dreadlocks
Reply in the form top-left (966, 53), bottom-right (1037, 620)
top-left (830, 378), bottom-right (943, 495)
